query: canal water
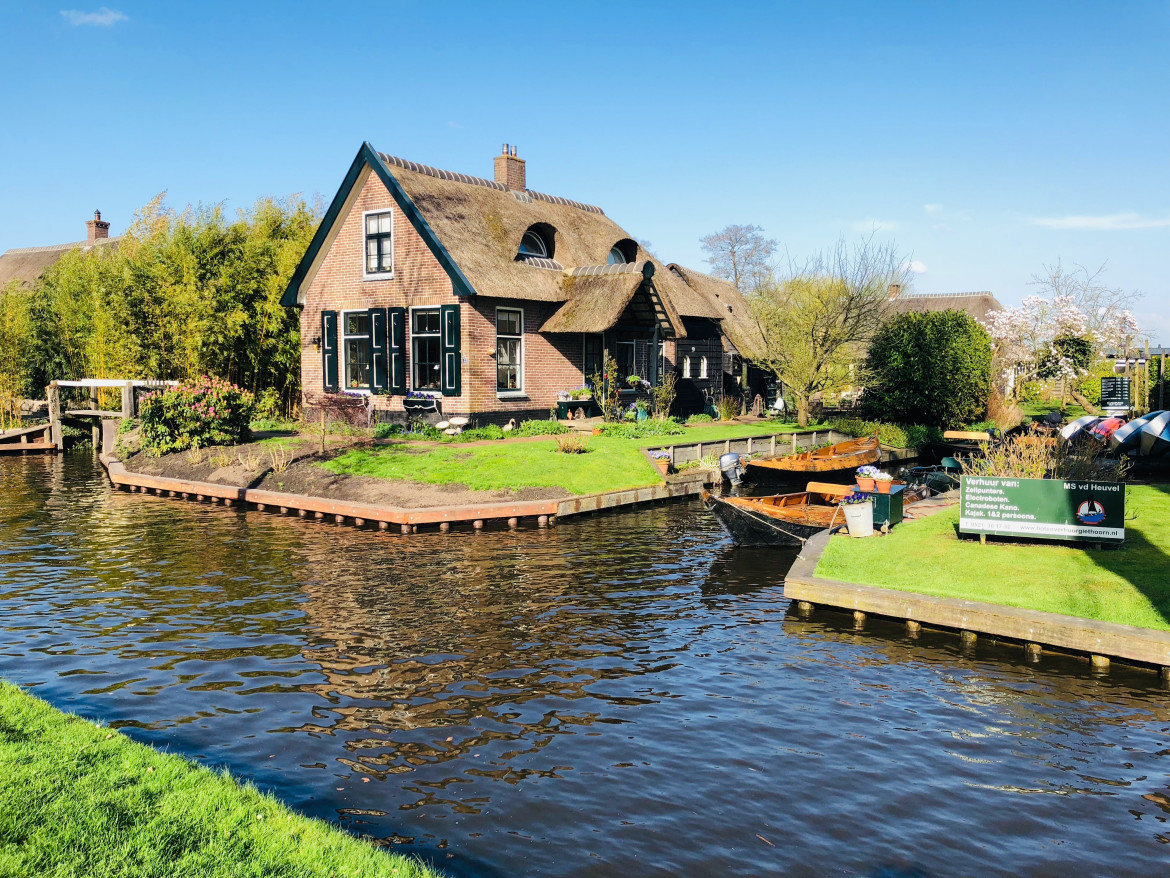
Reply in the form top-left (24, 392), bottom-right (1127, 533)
top-left (3, 454), bottom-right (1170, 877)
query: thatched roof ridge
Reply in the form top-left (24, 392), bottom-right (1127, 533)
top-left (516, 255), bottom-right (563, 270)
top-left (0, 237), bottom-right (119, 290)
top-left (892, 291), bottom-right (1002, 323)
top-left (565, 260), bottom-right (653, 278)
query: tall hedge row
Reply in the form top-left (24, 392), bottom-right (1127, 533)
top-left (861, 309), bottom-right (992, 429)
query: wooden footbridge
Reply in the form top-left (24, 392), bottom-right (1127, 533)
top-left (0, 379), bottom-right (175, 455)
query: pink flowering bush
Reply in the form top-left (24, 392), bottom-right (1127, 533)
top-left (139, 376), bottom-right (255, 455)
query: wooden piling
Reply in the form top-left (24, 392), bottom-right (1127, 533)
top-left (1090, 654), bottom-right (1110, 672)
top-left (906, 620), bottom-right (921, 638)
top-left (47, 383), bottom-right (62, 451)
top-left (401, 523), bottom-right (410, 534)
top-left (960, 630), bottom-right (977, 647)
top-left (473, 519), bottom-right (484, 530)
top-left (538, 515), bottom-right (548, 527)
top-left (508, 517), bottom-right (518, 529)
top-left (439, 521), bottom-right (450, 533)
top-left (853, 610), bottom-right (866, 629)
top-left (1024, 643), bottom-right (1042, 662)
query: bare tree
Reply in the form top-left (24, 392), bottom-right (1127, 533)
top-left (700, 224), bottom-right (777, 291)
top-left (747, 237), bottom-right (909, 426)
top-left (1028, 261), bottom-right (1142, 358)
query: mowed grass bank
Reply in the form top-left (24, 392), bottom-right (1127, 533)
top-left (816, 485), bottom-right (1170, 631)
top-left (321, 421), bottom-right (833, 496)
top-left (324, 436), bottom-right (660, 495)
top-left (0, 683), bottom-right (440, 878)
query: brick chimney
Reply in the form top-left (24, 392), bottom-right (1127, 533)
top-left (86, 210), bottom-right (110, 243)
top-left (493, 144), bottom-right (526, 190)
top-left (887, 283), bottom-right (902, 300)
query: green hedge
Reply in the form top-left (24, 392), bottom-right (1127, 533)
top-left (830, 417), bottom-right (942, 450)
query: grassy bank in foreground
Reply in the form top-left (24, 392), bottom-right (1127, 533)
top-left (0, 683), bottom-right (439, 878)
top-left (816, 485), bottom-right (1170, 631)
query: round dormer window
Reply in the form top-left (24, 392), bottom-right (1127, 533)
top-left (607, 247), bottom-right (627, 265)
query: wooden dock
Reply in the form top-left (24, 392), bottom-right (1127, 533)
top-left (0, 424), bottom-right (55, 455)
top-left (47, 379), bottom-right (176, 451)
top-left (784, 530), bottom-right (1170, 676)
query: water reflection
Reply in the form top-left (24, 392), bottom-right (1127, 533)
top-left (1, 455), bottom-right (1169, 877)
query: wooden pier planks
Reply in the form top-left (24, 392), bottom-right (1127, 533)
top-left (785, 530), bottom-right (1170, 670)
top-left (0, 423), bottom-right (55, 454)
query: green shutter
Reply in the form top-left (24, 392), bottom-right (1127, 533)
top-left (441, 304), bottom-right (462, 397)
top-left (388, 307), bottom-right (406, 395)
top-left (369, 308), bottom-right (388, 394)
top-left (321, 310), bottom-right (339, 392)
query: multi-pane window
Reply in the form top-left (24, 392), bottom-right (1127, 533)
top-left (700, 355), bottom-right (709, 379)
top-left (682, 355), bottom-right (692, 379)
top-left (412, 308), bottom-right (442, 390)
top-left (343, 312), bottom-right (371, 391)
top-left (583, 334), bottom-right (604, 381)
top-left (364, 211), bottom-right (393, 275)
top-left (615, 341), bottom-right (635, 383)
top-left (496, 308), bottom-right (523, 392)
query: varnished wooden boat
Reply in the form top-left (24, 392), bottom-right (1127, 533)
top-left (701, 482), bottom-right (854, 547)
top-left (746, 434), bottom-right (880, 478)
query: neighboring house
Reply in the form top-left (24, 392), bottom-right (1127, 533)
top-left (0, 211), bottom-right (118, 290)
top-left (280, 143), bottom-right (759, 422)
top-left (887, 286), bottom-right (1003, 322)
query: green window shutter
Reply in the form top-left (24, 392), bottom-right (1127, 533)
top-left (321, 310), bottom-right (339, 392)
top-left (369, 307), bottom-right (388, 394)
top-left (388, 307), bottom-right (406, 395)
top-left (441, 304), bottom-right (462, 397)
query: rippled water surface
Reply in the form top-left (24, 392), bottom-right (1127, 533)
top-left (3, 455), bottom-right (1170, 876)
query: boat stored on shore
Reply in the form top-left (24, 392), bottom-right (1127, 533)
top-left (745, 435), bottom-right (880, 480)
top-left (701, 481), bottom-right (854, 547)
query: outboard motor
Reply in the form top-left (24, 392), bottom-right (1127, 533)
top-left (719, 451), bottom-right (746, 486)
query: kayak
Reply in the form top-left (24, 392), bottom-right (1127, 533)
top-left (1138, 411), bottom-right (1170, 458)
top-left (1111, 410), bottom-right (1166, 453)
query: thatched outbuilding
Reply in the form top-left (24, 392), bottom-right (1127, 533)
top-left (282, 143), bottom-right (754, 421)
top-left (0, 211), bottom-right (118, 290)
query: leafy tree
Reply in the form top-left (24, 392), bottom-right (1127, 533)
top-left (862, 310), bottom-right (993, 429)
top-left (700, 224), bottom-right (777, 292)
top-left (747, 237), bottom-right (908, 426)
top-left (0, 285), bottom-right (34, 429)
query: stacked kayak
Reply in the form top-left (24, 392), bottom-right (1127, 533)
top-left (1109, 410), bottom-right (1168, 456)
top-left (1061, 415), bottom-right (1103, 441)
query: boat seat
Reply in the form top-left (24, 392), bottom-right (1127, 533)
top-left (940, 456), bottom-right (960, 471)
top-left (942, 430), bottom-right (991, 441)
top-left (805, 481), bottom-right (854, 497)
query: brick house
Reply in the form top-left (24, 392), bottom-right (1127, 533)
top-left (281, 143), bottom-right (760, 423)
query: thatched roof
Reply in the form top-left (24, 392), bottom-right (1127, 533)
top-left (540, 261), bottom-right (684, 336)
top-left (0, 238), bottom-right (118, 290)
top-left (891, 291), bottom-right (1003, 323)
top-left (283, 144), bottom-right (761, 344)
top-left (666, 264), bottom-right (764, 358)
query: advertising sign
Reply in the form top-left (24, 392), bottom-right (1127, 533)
top-left (959, 477), bottom-right (1126, 543)
top-left (1100, 376), bottom-right (1132, 409)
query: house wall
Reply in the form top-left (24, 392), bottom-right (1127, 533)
top-left (299, 170), bottom-right (589, 424)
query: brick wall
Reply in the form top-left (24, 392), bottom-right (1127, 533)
top-left (299, 169), bottom-right (589, 424)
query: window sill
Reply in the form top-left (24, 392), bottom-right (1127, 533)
top-left (362, 271), bottom-right (395, 282)
top-left (342, 388), bottom-right (372, 396)
top-left (496, 391), bottom-right (529, 400)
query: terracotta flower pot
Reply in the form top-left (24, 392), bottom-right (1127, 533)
top-left (856, 477), bottom-right (876, 492)
top-left (592, 427), bottom-right (602, 435)
top-left (875, 479), bottom-right (892, 494)
top-left (654, 460), bottom-right (670, 476)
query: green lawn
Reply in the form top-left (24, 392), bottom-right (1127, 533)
top-left (654, 420), bottom-right (827, 446)
top-left (324, 436), bottom-right (662, 495)
top-left (0, 683), bottom-right (439, 878)
top-left (1020, 400), bottom-right (1090, 421)
top-left (816, 484), bottom-right (1170, 631)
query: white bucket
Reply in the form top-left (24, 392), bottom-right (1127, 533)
top-left (842, 501), bottom-right (874, 538)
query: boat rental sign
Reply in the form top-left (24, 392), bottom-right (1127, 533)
top-left (959, 477), bottom-right (1126, 543)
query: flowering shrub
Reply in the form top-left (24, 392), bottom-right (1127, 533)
top-left (139, 377), bottom-right (255, 456)
top-left (840, 491), bottom-right (872, 505)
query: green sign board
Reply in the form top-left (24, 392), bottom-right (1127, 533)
top-left (959, 476), bottom-right (1126, 543)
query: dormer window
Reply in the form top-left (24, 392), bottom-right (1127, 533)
top-left (519, 231), bottom-right (547, 258)
top-left (364, 210), bottom-right (393, 276)
top-left (608, 238), bottom-right (638, 265)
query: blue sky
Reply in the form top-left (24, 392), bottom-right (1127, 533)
top-left (2, 1), bottom-right (1167, 340)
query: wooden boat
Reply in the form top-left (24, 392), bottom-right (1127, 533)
top-left (931, 429), bottom-right (994, 460)
top-left (701, 481), bottom-right (854, 547)
top-left (746, 435), bottom-right (880, 478)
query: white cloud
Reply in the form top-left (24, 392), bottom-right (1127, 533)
top-left (60, 7), bottom-right (127, 26)
top-left (446, 121), bottom-right (462, 129)
top-left (853, 219), bottom-right (898, 233)
top-left (923, 203), bottom-right (943, 216)
top-left (1030, 212), bottom-right (1170, 231)
top-left (903, 260), bottom-right (927, 274)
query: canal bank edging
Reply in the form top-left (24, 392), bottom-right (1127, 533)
top-left (785, 530), bottom-right (1170, 678)
top-left (646, 430), bottom-right (918, 468)
top-left (98, 422), bottom-right (708, 533)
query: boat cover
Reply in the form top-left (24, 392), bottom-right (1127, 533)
top-left (1138, 411), bottom-right (1170, 458)
top-left (1110, 410), bottom-right (1166, 452)
top-left (1090, 417), bottom-right (1126, 441)
top-left (1060, 415), bottom-right (1100, 441)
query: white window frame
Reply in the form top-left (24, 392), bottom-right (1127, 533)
top-left (682, 355), bottom-right (692, 379)
top-left (340, 309), bottom-right (373, 395)
top-left (495, 306), bottom-right (526, 398)
top-left (408, 305), bottom-right (442, 395)
top-left (362, 209), bottom-right (394, 280)
top-left (700, 355), bottom-right (708, 379)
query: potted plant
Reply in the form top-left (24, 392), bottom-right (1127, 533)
top-left (627, 375), bottom-right (642, 387)
top-left (856, 465), bottom-right (880, 492)
top-left (403, 391), bottom-right (438, 413)
top-left (649, 450), bottom-right (671, 475)
top-left (873, 471), bottom-right (894, 493)
top-left (569, 387), bottom-right (593, 401)
top-left (840, 491), bottom-right (874, 538)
